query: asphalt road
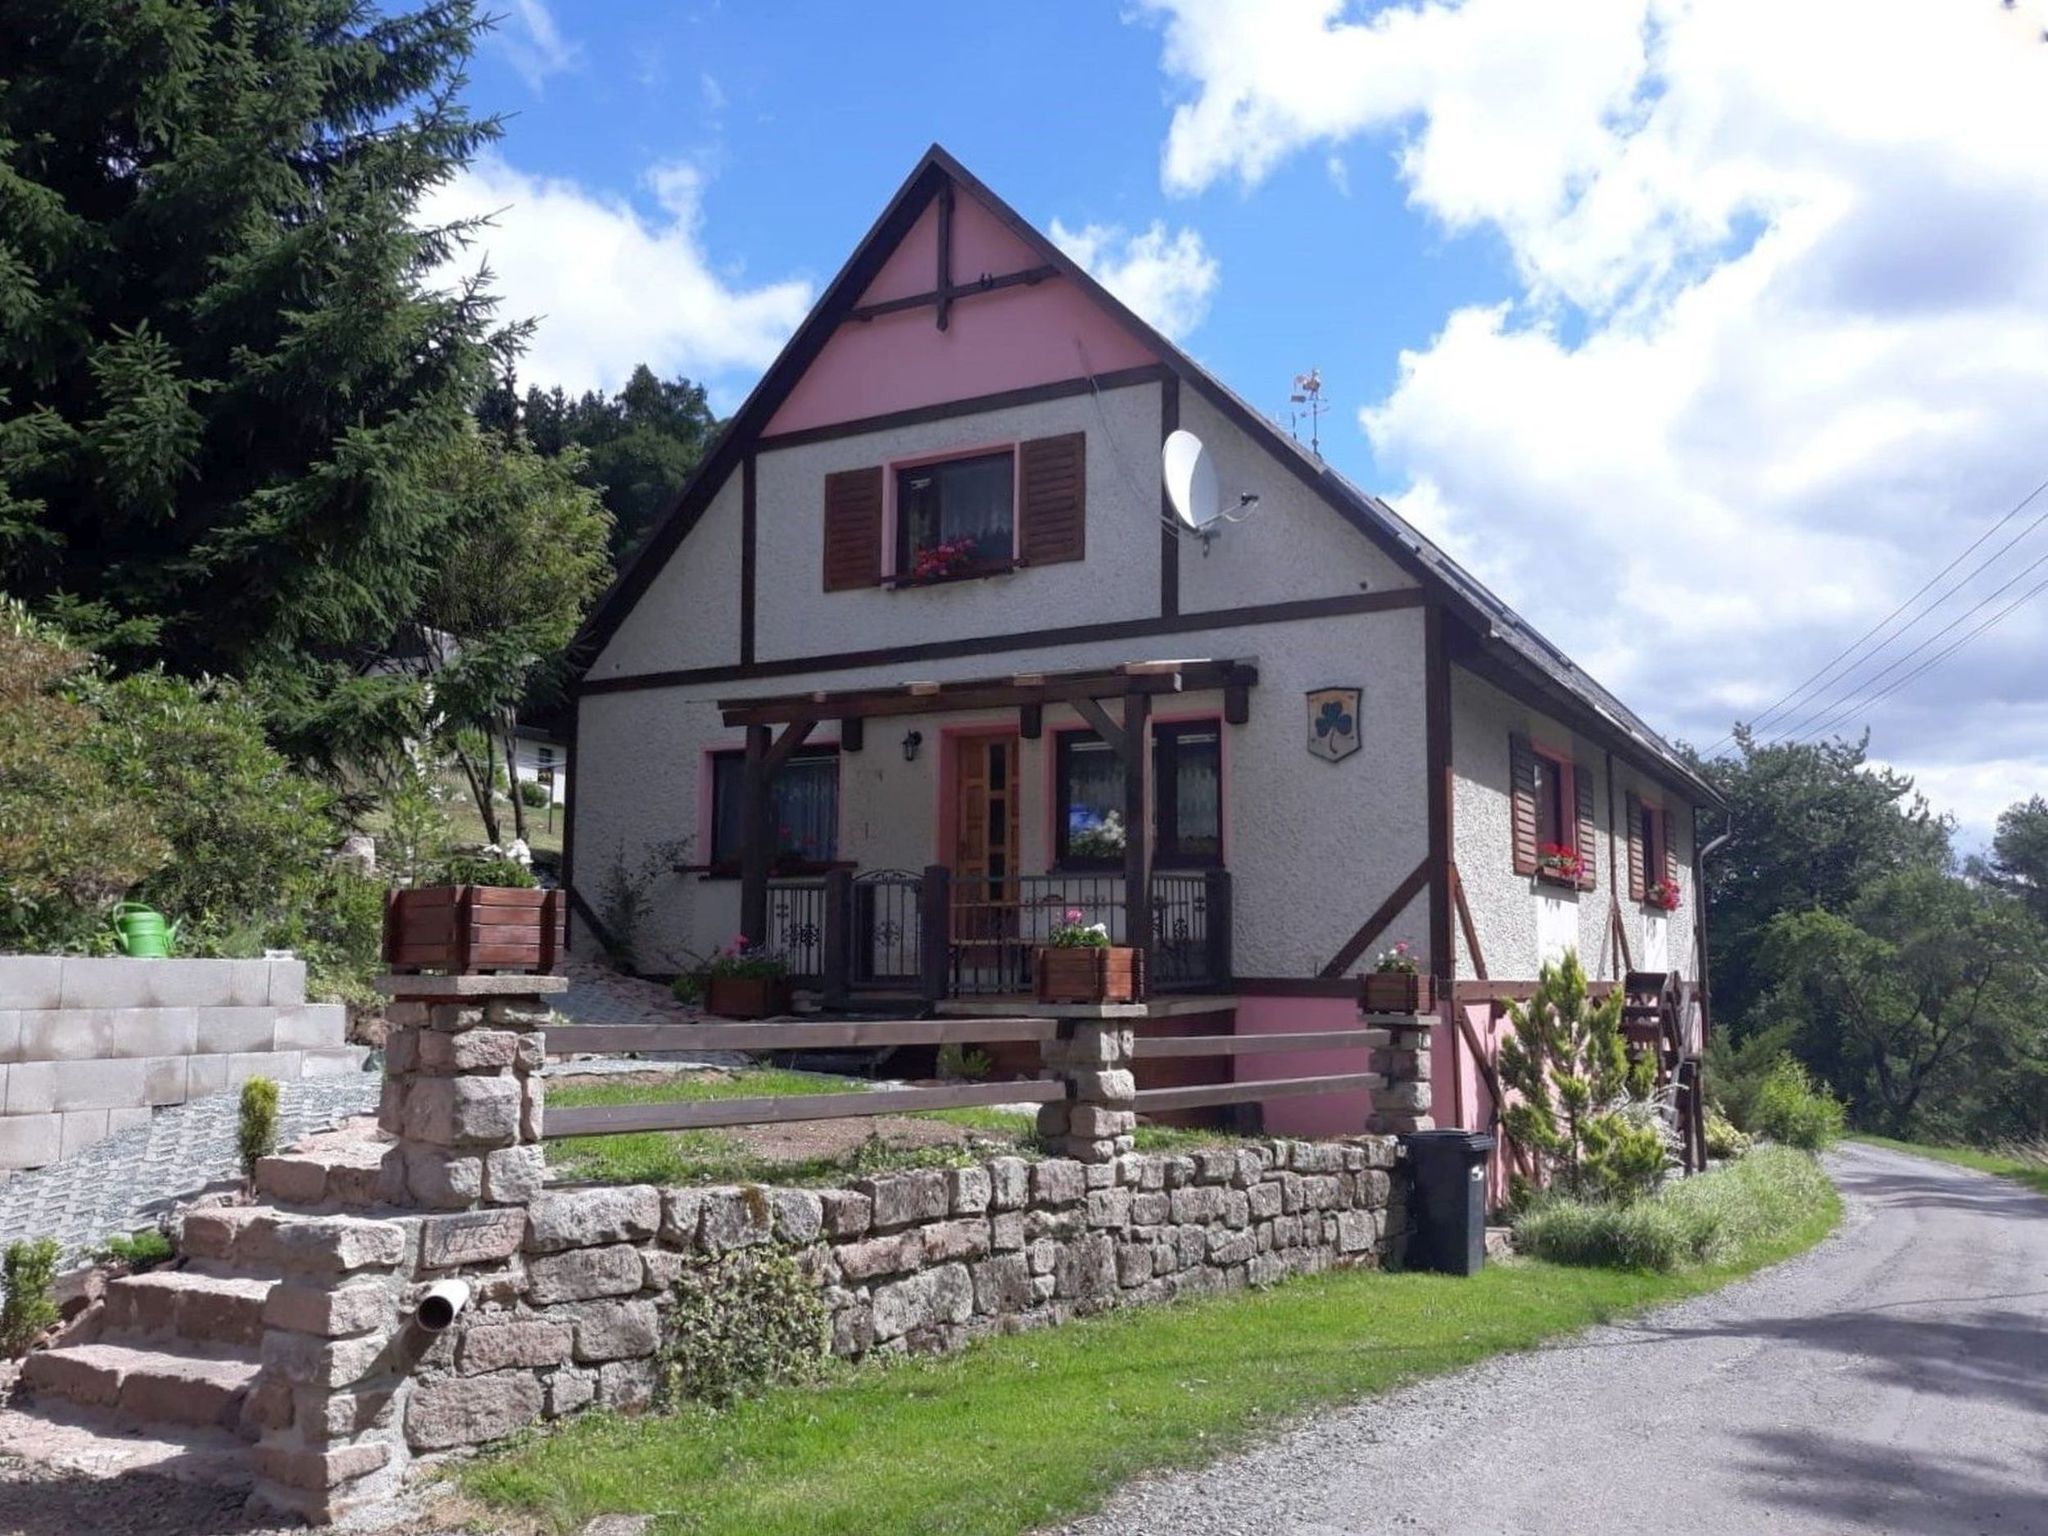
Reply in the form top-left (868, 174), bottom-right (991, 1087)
top-left (1064, 1141), bottom-right (2048, 1536)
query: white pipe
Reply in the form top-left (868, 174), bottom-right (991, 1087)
top-left (415, 1279), bottom-right (470, 1333)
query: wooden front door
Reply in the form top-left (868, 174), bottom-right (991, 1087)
top-left (950, 733), bottom-right (1020, 943)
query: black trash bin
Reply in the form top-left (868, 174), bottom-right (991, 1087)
top-left (1400, 1129), bottom-right (1496, 1276)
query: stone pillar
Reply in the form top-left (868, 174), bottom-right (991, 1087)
top-left (374, 973), bottom-right (565, 1211)
top-left (1037, 1019), bottom-right (1136, 1163)
top-left (1365, 1012), bottom-right (1434, 1134)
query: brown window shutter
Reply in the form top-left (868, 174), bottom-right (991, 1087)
top-left (1018, 432), bottom-right (1086, 565)
top-left (1509, 734), bottom-right (1538, 876)
top-left (1625, 791), bottom-right (1645, 901)
top-left (1662, 809), bottom-right (1679, 893)
top-left (1575, 763), bottom-right (1598, 891)
top-left (822, 466), bottom-right (882, 591)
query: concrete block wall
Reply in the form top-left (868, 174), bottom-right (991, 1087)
top-left (0, 956), bottom-right (359, 1173)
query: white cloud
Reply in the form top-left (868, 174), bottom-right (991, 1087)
top-left (1050, 219), bottom-right (1220, 340)
top-left (496, 0), bottom-right (582, 94)
top-left (1141, 0), bottom-right (2048, 825)
top-left (421, 153), bottom-right (814, 400)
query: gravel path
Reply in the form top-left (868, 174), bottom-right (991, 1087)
top-left (1058, 1141), bottom-right (2048, 1536)
top-left (0, 1076), bottom-right (380, 1262)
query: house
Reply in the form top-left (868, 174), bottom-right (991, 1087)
top-left (561, 146), bottom-right (1720, 1175)
top-left (510, 724), bottom-right (568, 808)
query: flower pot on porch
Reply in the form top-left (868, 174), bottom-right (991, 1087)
top-left (1033, 946), bottom-right (1144, 1004)
top-left (1361, 971), bottom-right (1434, 1014)
top-left (382, 886), bottom-right (564, 975)
top-left (704, 974), bottom-right (795, 1019)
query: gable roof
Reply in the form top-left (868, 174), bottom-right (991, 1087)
top-left (567, 145), bottom-right (1716, 807)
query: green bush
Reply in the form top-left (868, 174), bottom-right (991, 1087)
top-left (518, 779), bottom-right (550, 809)
top-left (96, 1228), bottom-right (174, 1271)
top-left (1705, 1020), bottom-right (1799, 1129)
top-left (1751, 1059), bottom-right (1846, 1149)
top-left (1, 1238), bottom-right (61, 1355)
top-left (437, 852), bottom-right (538, 888)
top-left (266, 862), bottom-right (387, 1009)
top-left (671, 972), bottom-right (703, 1005)
top-left (1704, 1106), bottom-right (1753, 1160)
top-left (239, 1077), bottom-right (280, 1181)
top-left (1514, 1145), bottom-right (1831, 1272)
top-left (659, 1245), bottom-right (829, 1408)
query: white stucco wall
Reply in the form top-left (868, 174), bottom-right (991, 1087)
top-left (752, 383), bottom-right (1162, 663)
top-left (1173, 388), bottom-right (1411, 610)
top-left (573, 607), bottom-right (1432, 979)
top-left (1450, 667), bottom-right (1700, 984)
top-left (588, 473), bottom-right (744, 682)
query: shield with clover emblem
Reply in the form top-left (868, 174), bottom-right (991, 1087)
top-left (1306, 687), bottom-right (1361, 763)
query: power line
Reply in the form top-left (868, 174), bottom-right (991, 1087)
top-left (1706, 471), bottom-right (2048, 754)
top-left (1784, 565), bottom-right (2048, 748)
top-left (1767, 539), bottom-right (2048, 745)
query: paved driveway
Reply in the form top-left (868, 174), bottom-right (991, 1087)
top-left (1065, 1142), bottom-right (2048, 1535)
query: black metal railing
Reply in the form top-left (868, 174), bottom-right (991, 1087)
top-left (765, 879), bottom-right (826, 983)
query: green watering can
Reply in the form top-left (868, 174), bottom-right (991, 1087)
top-left (110, 901), bottom-right (181, 958)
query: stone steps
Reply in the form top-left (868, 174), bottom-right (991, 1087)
top-left (19, 1338), bottom-right (264, 1435)
top-left (101, 1269), bottom-right (274, 1349)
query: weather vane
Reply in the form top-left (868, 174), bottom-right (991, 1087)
top-left (1288, 368), bottom-right (1327, 460)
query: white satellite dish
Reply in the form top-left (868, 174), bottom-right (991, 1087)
top-left (1163, 429), bottom-right (1221, 535)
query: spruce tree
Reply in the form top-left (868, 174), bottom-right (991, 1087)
top-left (0, 1), bottom-right (507, 687)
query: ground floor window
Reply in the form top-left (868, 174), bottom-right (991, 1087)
top-left (710, 746), bottom-right (840, 870)
top-left (1054, 721), bottom-right (1222, 868)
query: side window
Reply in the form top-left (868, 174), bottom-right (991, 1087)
top-left (1154, 722), bottom-right (1222, 867)
top-left (710, 747), bottom-right (840, 870)
top-left (1055, 731), bottom-right (1126, 868)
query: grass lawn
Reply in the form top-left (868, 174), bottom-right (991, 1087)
top-left (465, 1153), bottom-right (1840, 1536)
top-left (1851, 1135), bottom-right (2048, 1198)
top-left (545, 1070), bottom-right (1255, 1188)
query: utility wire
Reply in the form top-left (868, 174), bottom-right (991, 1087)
top-left (1784, 565), bottom-right (2048, 747)
top-left (1766, 538), bottom-right (2048, 745)
top-left (1705, 471), bottom-right (2048, 754)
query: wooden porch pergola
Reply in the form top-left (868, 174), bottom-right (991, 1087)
top-left (717, 658), bottom-right (1258, 965)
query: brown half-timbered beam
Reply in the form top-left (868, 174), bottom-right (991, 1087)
top-left (1320, 855), bottom-right (1432, 978)
top-left (1224, 682), bottom-right (1250, 725)
top-left (1451, 862), bottom-right (1486, 981)
top-left (934, 181), bottom-right (954, 331)
top-left (719, 659), bottom-right (1257, 728)
top-left (1069, 695), bottom-right (1128, 761)
top-left (1424, 603), bottom-right (1454, 982)
top-left (840, 716), bottom-right (864, 753)
top-left (846, 264), bottom-right (1059, 324)
top-left (1018, 702), bottom-right (1042, 740)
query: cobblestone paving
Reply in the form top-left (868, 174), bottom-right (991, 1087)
top-left (0, 1074), bottom-right (382, 1262)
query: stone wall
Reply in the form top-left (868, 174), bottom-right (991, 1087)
top-left (0, 956), bottom-right (358, 1174)
top-left (230, 1138), bottom-right (1403, 1517)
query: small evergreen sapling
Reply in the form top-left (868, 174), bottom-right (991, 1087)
top-left (1498, 952), bottom-right (1665, 1206)
top-left (239, 1077), bottom-right (280, 1184)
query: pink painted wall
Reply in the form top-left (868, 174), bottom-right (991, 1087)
top-left (1431, 1002), bottom-right (1514, 1212)
top-left (765, 186), bottom-right (1157, 436)
top-left (1233, 995), bottom-right (1374, 1138)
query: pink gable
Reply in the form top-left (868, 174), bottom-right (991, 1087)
top-left (766, 183), bottom-right (1158, 437)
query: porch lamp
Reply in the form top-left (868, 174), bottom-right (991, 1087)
top-left (901, 730), bottom-right (923, 763)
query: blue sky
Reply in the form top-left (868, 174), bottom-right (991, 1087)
top-left (455, 0), bottom-right (1501, 488)
top-left (438, 1), bottom-right (2048, 845)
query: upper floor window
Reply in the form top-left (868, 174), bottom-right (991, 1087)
top-left (1510, 733), bottom-right (1594, 890)
top-left (709, 746), bottom-right (840, 871)
top-left (896, 451), bottom-right (1014, 580)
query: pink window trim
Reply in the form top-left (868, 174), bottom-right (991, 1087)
top-left (880, 440), bottom-right (1020, 580)
top-left (1528, 738), bottom-right (1579, 862)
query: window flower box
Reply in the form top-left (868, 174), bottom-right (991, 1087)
top-left (1645, 878), bottom-right (1682, 913)
top-left (382, 886), bottom-right (564, 975)
top-left (1536, 842), bottom-right (1584, 887)
top-left (1361, 941), bottom-right (1432, 1013)
top-left (1033, 946), bottom-right (1144, 1004)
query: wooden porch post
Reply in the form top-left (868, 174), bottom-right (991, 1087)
top-left (1122, 690), bottom-right (1152, 978)
top-left (740, 724), bottom-right (772, 948)
top-left (919, 864), bottom-right (952, 1007)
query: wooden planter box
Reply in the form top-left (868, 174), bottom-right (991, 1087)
top-left (704, 974), bottom-right (794, 1019)
top-left (382, 886), bottom-right (564, 975)
top-left (1034, 946), bottom-right (1144, 1004)
top-left (1361, 970), bottom-right (1434, 1014)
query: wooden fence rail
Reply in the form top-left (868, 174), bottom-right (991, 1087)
top-left (546, 1019), bottom-right (1059, 1055)
top-left (1130, 1029), bottom-right (1377, 1059)
top-left (547, 1080), bottom-right (1064, 1138)
top-left (1131, 1073), bottom-right (1380, 1115)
